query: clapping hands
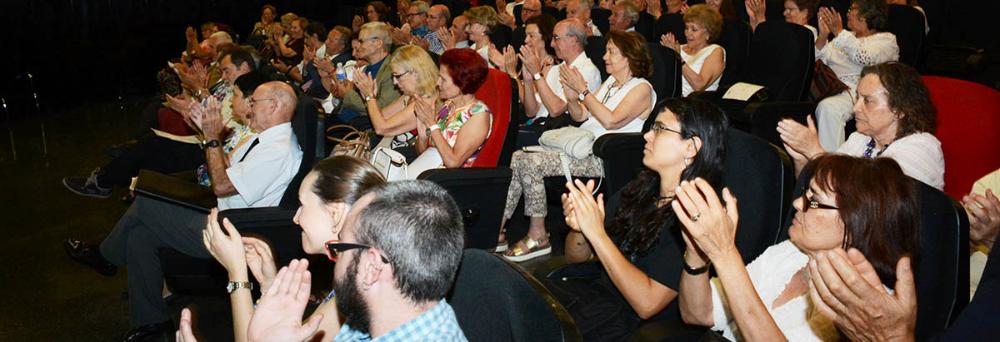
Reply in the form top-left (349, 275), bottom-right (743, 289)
top-left (670, 178), bottom-right (740, 262)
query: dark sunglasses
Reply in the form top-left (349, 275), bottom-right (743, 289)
top-left (325, 240), bottom-right (389, 263)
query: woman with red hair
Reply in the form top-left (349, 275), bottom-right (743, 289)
top-left (398, 48), bottom-right (492, 180)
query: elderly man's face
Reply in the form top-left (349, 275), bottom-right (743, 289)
top-left (407, 6), bottom-right (427, 28)
top-left (248, 86), bottom-right (277, 131)
top-left (522, 0), bottom-right (543, 21)
top-left (610, 5), bottom-right (631, 31)
top-left (451, 17), bottom-right (470, 41)
top-left (566, 1), bottom-right (591, 22)
top-left (326, 30), bottom-right (346, 53)
top-left (427, 8), bottom-right (447, 30)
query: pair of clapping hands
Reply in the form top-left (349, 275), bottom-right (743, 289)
top-left (163, 95), bottom-right (229, 140)
top-left (177, 209), bottom-right (317, 341)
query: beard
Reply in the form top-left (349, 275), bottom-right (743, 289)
top-left (334, 256), bottom-right (372, 334)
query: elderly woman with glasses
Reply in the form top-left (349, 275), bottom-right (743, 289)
top-left (672, 154), bottom-right (920, 341)
top-left (354, 45), bottom-right (439, 147)
top-left (202, 156), bottom-right (386, 342)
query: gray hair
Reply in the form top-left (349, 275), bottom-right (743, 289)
top-left (410, 0), bottom-right (430, 13)
top-left (618, 0), bottom-right (640, 26)
top-left (354, 180), bottom-right (465, 302)
top-left (360, 21), bottom-right (392, 53)
top-left (561, 18), bottom-right (589, 47)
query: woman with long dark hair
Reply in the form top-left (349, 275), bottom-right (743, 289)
top-left (557, 97), bottom-right (728, 339)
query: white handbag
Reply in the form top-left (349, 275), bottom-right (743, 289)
top-left (370, 147), bottom-right (409, 180)
top-left (538, 126), bottom-right (596, 159)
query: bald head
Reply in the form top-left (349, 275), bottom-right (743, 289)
top-left (522, 0), bottom-right (542, 21)
top-left (250, 81), bottom-right (297, 131)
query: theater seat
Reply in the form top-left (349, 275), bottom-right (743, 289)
top-left (886, 4), bottom-right (926, 67)
top-left (472, 68), bottom-right (515, 168)
top-left (923, 76), bottom-right (1000, 200)
top-left (745, 21), bottom-right (814, 102)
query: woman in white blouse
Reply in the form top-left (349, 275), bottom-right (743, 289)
top-left (812, 0), bottom-right (899, 151)
top-left (673, 154), bottom-right (920, 341)
top-left (779, 62), bottom-right (944, 190)
top-left (500, 31), bottom-right (656, 262)
top-left (463, 6), bottom-right (500, 68)
top-left (660, 4), bottom-right (726, 97)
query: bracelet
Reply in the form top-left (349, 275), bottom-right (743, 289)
top-left (683, 250), bottom-right (711, 275)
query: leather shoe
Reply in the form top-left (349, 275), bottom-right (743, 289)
top-left (64, 239), bottom-right (117, 276)
top-left (122, 320), bottom-right (173, 342)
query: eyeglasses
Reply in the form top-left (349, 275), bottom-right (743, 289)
top-left (249, 97), bottom-right (276, 107)
top-left (649, 122), bottom-right (688, 137)
top-left (391, 70), bottom-right (412, 80)
top-left (406, 12), bottom-right (426, 18)
top-left (552, 34), bottom-right (571, 41)
top-left (803, 190), bottom-right (839, 212)
top-left (325, 240), bottom-right (389, 263)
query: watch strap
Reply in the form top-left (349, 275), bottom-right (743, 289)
top-left (682, 251), bottom-right (711, 275)
top-left (227, 281), bottom-right (253, 294)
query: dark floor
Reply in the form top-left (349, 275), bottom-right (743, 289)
top-left (0, 97), bottom-right (557, 341)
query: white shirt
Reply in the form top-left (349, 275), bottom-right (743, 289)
top-left (579, 76), bottom-right (655, 138)
top-left (680, 44), bottom-right (725, 96)
top-left (533, 52), bottom-right (603, 118)
top-left (220, 122), bottom-right (303, 210)
top-left (817, 30), bottom-right (899, 91)
top-left (837, 132), bottom-right (945, 189)
top-left (456, 40), bottom-right (470, 49)
top-left (587, 20), bottom-right (602, 36)
top-left (710, 241), bottom-right (839, 341)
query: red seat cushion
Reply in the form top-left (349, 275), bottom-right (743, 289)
top-left (924, 76), bottom-right (1000, 199)
top-left (470, 69), bottom-right (513, 168)
top-left (156, 107), bottom-right (197, 137)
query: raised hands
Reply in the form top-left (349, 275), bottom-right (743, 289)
top-left (437, 27), bottom-right (456, 49)
top-left (660, 33), bottom-right (680, 51)
top-left (413, 95), bottom-right (439, 129)
top-left (178, 62), bottom-right (209, 92)
top-left (191, 96), bottom-right (225, 140)
top-left (247, 259), bottom-right (323, 342)
top-left (202, 208), bottom-right (248, 276)
top-left (243, 237), bottom-right (278, 294)
top-left (777, 115), bottom-right (824, 169)
top-left (502, 45), bottom-right (519, 79)
top-left (352, 71), bottom-right (378, 100)
top-left (352, 15), bottom-right (364, 33)
top-left (746, 0), bottom-right (766, 30)
top-left (518, 45), bottom-right (544, 76)
top-left (818, 7), bottom-right (844, 37)
top-left (808, 248), bottom-right (917, 342)
top-left (488, 44), bottom-right (506, 71)
top-left (185, 26), bottom-right (199, 44)
top-left (562, 179), bottom-right (607, 239)
top-left (670, 178), bottom-right (740, 262)
top-left (964, 189), bottom-right (1000, 250)
top-left (559, 65), bottom-right (588, 95)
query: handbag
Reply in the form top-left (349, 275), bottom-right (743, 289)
top-left (327, 124), bottom-right (373, 160)
top-left (810, 60), bottom-right (850, 101)
top-left (538, 126), bottom-right (596, 159)
top-left (370, 146), bottom-right (409, 180)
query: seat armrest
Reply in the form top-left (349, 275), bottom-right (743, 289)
top-left (133, 169), bottom-right (215, 213)
top-left (219, 206), bottom-right (298, 230)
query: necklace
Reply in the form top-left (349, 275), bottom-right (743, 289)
top-left (601, 76), bottom-right (635, 104)
top-left (862, 138), bottom-right (890, 159)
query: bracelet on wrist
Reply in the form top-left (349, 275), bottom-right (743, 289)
top-left (683, 250), bottom-right (711, 275)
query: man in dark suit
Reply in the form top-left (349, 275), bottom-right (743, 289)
top-left (307, 26), bottom-right (353, 100)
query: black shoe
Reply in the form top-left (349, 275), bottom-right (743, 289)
top-left (122, 320), bottom-right (173, 342)
top-left (63, 168), bottom-right (112, 199)
top-left (63, 239), bottom-right (117, 276)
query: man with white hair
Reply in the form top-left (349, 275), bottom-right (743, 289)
top-left (610, 0), bottom-right (640, 32)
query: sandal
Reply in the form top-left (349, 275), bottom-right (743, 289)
top-left (495, 227), bottom-right (508, 253)
top-left (503, 235), bottom-right (551, 262)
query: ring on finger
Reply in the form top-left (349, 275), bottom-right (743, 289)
top-left (691, 212), bottom-right (702, 222)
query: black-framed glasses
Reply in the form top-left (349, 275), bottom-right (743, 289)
top-left (649, 122), bottom-right (688, 137)
top-left (803, 189), bottom-right (839, 212)
top-left (391, 70), bottom-right (412, 80)
top-left (325, 240), bottom-right (389, 263)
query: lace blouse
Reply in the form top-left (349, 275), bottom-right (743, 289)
top-left (817, 31), bottom-right (899, 90)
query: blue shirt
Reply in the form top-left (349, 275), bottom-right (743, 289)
top-left (338, 57), bottom-right (387, 122)
top-left (333, 300), bottom-right (467, 342)
top-left (412, 25), bottom-right (431, 39)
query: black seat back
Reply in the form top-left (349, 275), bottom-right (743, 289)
top-left (279, 95), bottom-right (321, 209)
top-left (717, 19), bottom-right (751, 89)
top-left (747, 21), bottom-right (814, 101)
top-left (653, 13), bottom-right (686, 44)
top-left (723, 128), bottom-right (794, 264)
top-left (591, 8), bottom-right (611, 35)
top-left (448, 249), bottom-right (580, 341)
top-left (585, 36), bottom-right (609, 80)
top-left (782, 166), bottom-right (970, 340)
top-left (419, 168), bottom-right (513, 250)
top-left (886, 4), bottom-right (926, 67)
top-left (647, 43), bottom-right (683, 100)
top-left (593, 133), bottom-right (645, 199)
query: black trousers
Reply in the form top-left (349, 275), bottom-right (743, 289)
top-left (97, 132), bottom-right (205, 188)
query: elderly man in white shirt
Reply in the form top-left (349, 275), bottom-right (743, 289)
top-left (521, 18), bottom-right (603, 121)
top-left (64, 82), bottom-right (304, 341)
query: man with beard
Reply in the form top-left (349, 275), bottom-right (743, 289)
top-left (245, 180), bottom-right (467, 341)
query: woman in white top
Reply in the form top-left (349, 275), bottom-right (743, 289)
top-left (779, 62), bottom-right (944, 189)
top-left (673, 154), bottom-right (920, 341)
top-left (463, 6), bottom-right (500, 68)
top-left (746, 0), bottom-right (820, 39)
top-left (660, 4), bottom-right (726, 97)
top-left (812, 0), bottom-right (899, 151)
top-left (354, 45), bottom-right (438, 145)
top-left (501, 31), bottom-right (656, 262)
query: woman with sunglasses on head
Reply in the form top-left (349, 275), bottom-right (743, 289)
top-left (668, 154), bottom-right (919, 341)
top-left (202, 156), bottom-right (386, 342)
top-left (557, 97), bottom-right (727, 339)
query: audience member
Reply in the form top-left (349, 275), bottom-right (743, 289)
top-left (391, 48), bottom-right (492, 180)
top-left (464, 6), bottom-right (502, 67)
top-left (558, 98), bottom-right (728, 339)
top-left (566, 0), bottom-right (603, 36)
top-left (502, 31), bottom-right (655, 261)
top-left (354, 45), bottom-right (438, 143)
top-left (520, 18), bottom-right (602, 122)
top-left (64, 81), bottom-right (303, 341)
top-left (250, 4), bottom-right (279, 45)
top-left (779, 62), bottom-right (943, 189)
top-left (610, 0), bottom-right (641, 33)
top-left (327, 22), bottom-right (401, 126)
top-left (248, 180), bottom-right (467, 341)
top-left (813, 0), bottom-right (899, 151)
top-left (966, 186), bottom-right (1000, 251)
top-left (422, 5), bottom-right (451, 54)
top-left (674, 154), bottom-right (919, 340)
top-left (746, 0), bottom-right (820, 36)
top-left (499, 14), bottom-right (556, 120)
top-left (202, 156), bottom-right (385, 342)
top-left (660, 4), bottom-right (726, 96)
top-left (354, 1), bottom-right (392, 32)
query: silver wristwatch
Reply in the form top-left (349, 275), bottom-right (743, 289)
top-left (226, 281), bottom-right (253, 294)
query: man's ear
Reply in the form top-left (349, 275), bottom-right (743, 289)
top-left (359, 248), bottom-right (386, 290)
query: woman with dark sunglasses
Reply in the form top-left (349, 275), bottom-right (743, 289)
top-left (202, 156), bottom-right (385, 342)
top-left (666, 154), bottom-right (920, 340)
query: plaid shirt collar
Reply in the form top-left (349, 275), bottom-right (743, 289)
top-left (333, 300), bottom-right (467, 342)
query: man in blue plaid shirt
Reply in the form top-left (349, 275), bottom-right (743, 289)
top-left (247, 180), bottom-right (468, 341)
